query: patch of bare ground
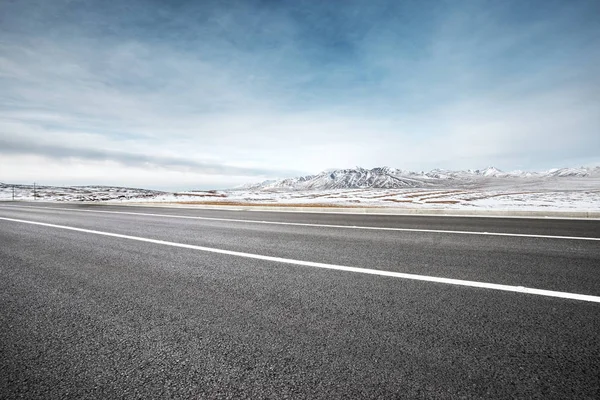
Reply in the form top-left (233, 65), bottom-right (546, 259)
top-left (360, 193), bottom-right (399, 199)
top-left (403, 191), bottom-right (437, 198)
top-left (404, 190), bottom-right (465, 199)
top-left (289, 193), bottom-right (333, 199)
top-left (333, 189), bottom-right (371, 195)
top-left (382, 199), bottom-right (414, 203)
top-left (416, 191), bottom-right (469, 201)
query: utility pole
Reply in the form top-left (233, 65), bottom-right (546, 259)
top-left (33, 182), bottom-right (36, 200)
top-left (12, 185), bottom-right (15, 201)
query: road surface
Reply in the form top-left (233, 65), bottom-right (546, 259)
top-left (1, 202), bottom-right (599, 398)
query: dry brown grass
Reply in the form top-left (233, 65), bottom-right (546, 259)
top-left (416, 191), bottom-right (469, 200)
top-left (382, 199), bottom-right (413, 203)
top-left (361, 193), bottom-right (399, 199)
top-left (403, 191), bottom-right (436, 198)
top-left (287, 193), bottom-right (332, 199)
top-left (403, 190), bottom-right (464, 199)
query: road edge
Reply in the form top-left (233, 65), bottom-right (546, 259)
top-left (102, 202), bottom-right (600, 219)
top-left (3, 200), bottom-right (599, 219)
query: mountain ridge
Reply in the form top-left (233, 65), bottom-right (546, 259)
top-left (239, 166), bottom-right (600, 191)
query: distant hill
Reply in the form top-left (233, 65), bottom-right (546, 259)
top-left (238, 166), bottom-right (600, 191)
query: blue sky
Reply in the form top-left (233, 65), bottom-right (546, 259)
top-left (1, 0), bottom-right (599, 189)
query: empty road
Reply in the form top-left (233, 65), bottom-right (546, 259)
top-left (1, 202), bottom-right (599, 398)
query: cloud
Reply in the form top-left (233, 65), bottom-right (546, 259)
top-left (0, 135), bottom-right (305, 178)
top-left (0, 0), bottom-right (599, 188)
top-left (0, 154), bottom-right (263, 190)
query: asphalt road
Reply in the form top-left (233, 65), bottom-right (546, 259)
top-left (1, 202), bottom-right (599, 399)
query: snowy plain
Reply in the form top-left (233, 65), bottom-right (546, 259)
top-left (2, 166), bottom-right (599, 212)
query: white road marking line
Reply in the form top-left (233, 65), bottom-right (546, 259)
top-left (1, 205), bottom-right (599, 241)
top-left (1, 216), bottom-right (599, 303)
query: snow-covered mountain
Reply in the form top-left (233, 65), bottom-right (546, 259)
top-left (543, 167), bottom-right (597, 177)
top-left (240, 166), bottom-right (600, 191)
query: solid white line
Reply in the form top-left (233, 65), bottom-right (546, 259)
top-left (1, 215), bottom-right (599, 303)
top-left (1, 204), bottom-right (599, 241)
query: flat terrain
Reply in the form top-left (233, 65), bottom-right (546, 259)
top-left (1, 202), bottom-right (599, 398)
top-left (2, 182), bottom-right (600, 211)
